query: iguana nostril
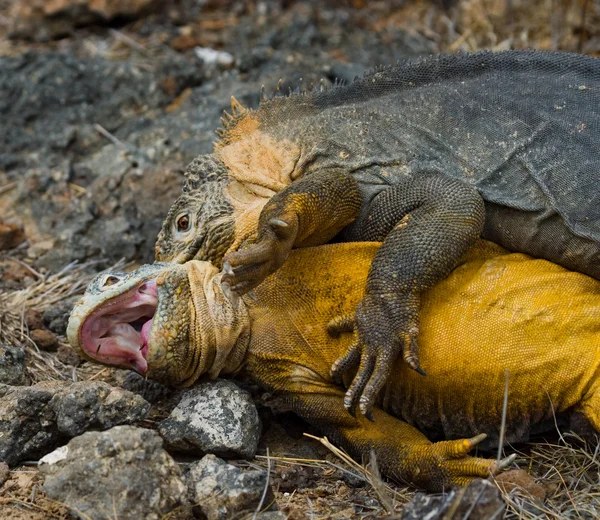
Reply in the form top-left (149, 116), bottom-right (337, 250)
top-left (138, 281), bottom-right (157, 296)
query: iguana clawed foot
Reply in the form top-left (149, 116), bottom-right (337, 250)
top-left (330, 293), bottom-right (425, 420)
top-left (221, 216), bottom-right (298, 294)
top-left (412, 434), bottom-right (517, 490)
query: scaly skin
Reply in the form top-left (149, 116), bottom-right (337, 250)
top-left (69, 241), bottom-right (600, 491)
top-left (155, 50), bottom-right (600, 418)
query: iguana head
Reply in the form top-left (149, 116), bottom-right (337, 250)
top-left (156, 125), bottom-right (300, 266)
top-left (67, 261), bottom-right (249, 387)
top-left (155, 154), bottom-right (236, 266)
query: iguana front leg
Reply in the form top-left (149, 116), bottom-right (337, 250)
top-left (332, 170), bottom-right (485, 418)
top-left (283, 386), bottom-right (515, 491)
top-left (221, 169), bottom-right (362, 294)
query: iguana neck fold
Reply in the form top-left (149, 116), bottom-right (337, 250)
top-left (181, 261), bottom-right (250, 387)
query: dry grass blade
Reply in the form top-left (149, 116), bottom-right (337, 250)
top-left (497, 369), bottom-right (510, 463)
top-left (501, 434), bottom-right (600, 519)
top-left (252, 447), bottom-right (271, 520)
top-left (375, 0), bottom-right (600, 55)
top-left (366, 450), bottom-right (394, 515)
top-left (303, 433), bottom-right (406, 515)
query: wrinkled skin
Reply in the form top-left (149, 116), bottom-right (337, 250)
top-left (69, 241), bottom-right (600, 491)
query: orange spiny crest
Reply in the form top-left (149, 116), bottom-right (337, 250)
top-left (215, 96), bottom-right (253, 143)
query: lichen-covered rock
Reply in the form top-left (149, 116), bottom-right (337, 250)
top-left (0, 381), bottom-right (149, 465)
top-left (186, 454), bottom-right (276, 520)
top-left (158, 380), bottom-right (260, 458)
top-left (41, 426), bottom-right (188, 520)
top-left (400, 479), bottom-right (506, 520)
top-left (0, 345), bottom-right (27, 385)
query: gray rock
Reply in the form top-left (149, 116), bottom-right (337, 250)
top-left (0, 381), bottom-right (149, 465)
top-left (117, 370), bottom-right (176, 404)
top-left (41, 426), bottom-right (188, 520)
top-left (186, 454), bottom-right (276, 520)
top-left (158, 380), bottom-right (260, 459)
top-left (0, 51), bottom-right (205, 172)
top-left (400, 479), bottom-right (505, 520)
top-left (0, 345), bottom-right (27, 385)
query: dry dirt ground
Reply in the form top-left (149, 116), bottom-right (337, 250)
top-left (1, 1), bottom-right (600, 518)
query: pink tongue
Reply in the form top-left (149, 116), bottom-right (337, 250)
top-left (140, 319), bottom-right (153, 354)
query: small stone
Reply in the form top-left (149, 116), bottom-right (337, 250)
top-left (169, 34), bottom-right (199, 51)
top-left (494, 469), bottom-right (546, 502)
top-left (30, 328), bottom-right (59, 351)
top-left (39, 445), bottom-right (69, 466)
top-left (401, 480), bottom-right (505, 520)
top-left (158, 380), bottom-right (261, 459)
top-left (0, 381), bottom-right (150, 466)
top-left (0, 462), bottom-right (9, 486)
top-left (56, 344), bottom-right (81, 366)
top-left (24, 309), bottom-right (44, 330)
top-left (186, 454), bottom-right (276, 520)
top-left (41, 426), bottom-right (188, 520)
top-left (0, 345), bottom-right (27, 385)
top-left (43, 296), bottom-right (79, 335)
top-left (194, 47), bottom-right (234, 68)
top-left (0, 221), bottom-right (26, 250)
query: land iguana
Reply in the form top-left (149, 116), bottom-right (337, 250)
top-left (154, 50), bottom-right (600, 418)
top-left (68, 241), bottom-right (600, 491)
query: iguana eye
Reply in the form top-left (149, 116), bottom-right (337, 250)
top-left (103, 275), bottom-right (120, 287)
top-left (176, 214), bottom-right (192, 233)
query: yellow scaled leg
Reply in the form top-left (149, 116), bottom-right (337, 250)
top-left (282, 385), bottom-right (515, 492)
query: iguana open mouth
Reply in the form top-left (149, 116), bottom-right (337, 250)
top-left (79, 280), bottom-right (158, 374)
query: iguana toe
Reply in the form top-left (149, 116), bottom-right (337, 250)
top-left (326, 315), bottom-right (355, 338)
top-left (343, 351), bottom-right (377, 417)
top-left (222, 218), bottom-right (297, 294)
top-left (330, 339), bottom-right (360, 383)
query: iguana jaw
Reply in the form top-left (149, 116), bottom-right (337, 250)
top-left (68, 261), bottom-right (250, 386)
top-left (67, 264), bottom-right (167, 374)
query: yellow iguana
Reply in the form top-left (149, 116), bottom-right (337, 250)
top-left (67, 241), bottom-right (600, 491)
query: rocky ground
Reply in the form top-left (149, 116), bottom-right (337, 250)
top-left (1, 0), bottom-right (600, 518)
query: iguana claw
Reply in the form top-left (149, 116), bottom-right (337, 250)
top-left (223, 261), bottom-right (234, 276)
top-left (496, 453), bottom-right (518, 471)
top-left (330, 293), bottom-right (425, 419)
top-left (221, 216), bottom-right (298, 295)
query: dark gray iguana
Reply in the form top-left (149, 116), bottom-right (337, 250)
top-left (67, 240), bottom-right (600, 491)
top-left (155, 50), bottom-right (600, 418)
